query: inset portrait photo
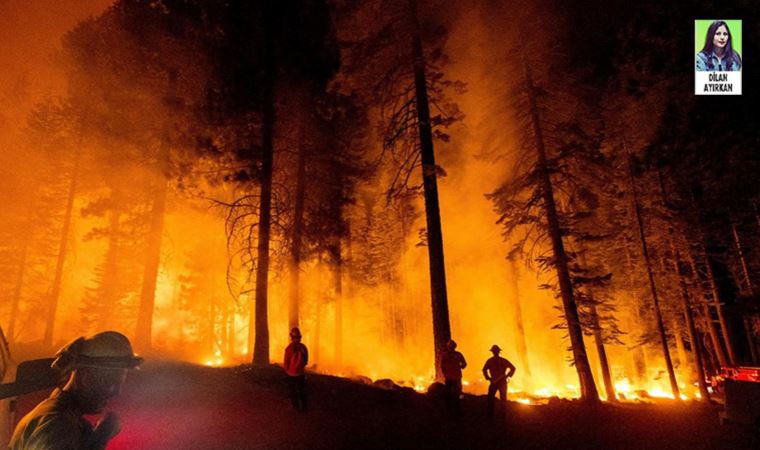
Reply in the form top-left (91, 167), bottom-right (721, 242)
top-left (695, 20), bottom-right (742, 95)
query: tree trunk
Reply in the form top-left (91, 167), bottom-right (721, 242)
top-left (732, 222), bottom-right (755, 296)
top-left (7, 230), bottom-right (31, 343)
top-left (671, 319), bottom-right (687, 369)
top-left (732, 221), bottom-right (759, 364)
top-left (0, 325), bottom-right (10, 379)
top-left (382, 272), bottom-right (393, 342)
top-left (625, 150), bottom-right (679, 398)
top-left (314, 296), bottom-right (322, 366)
top-left (345, 222), bottom-right (355, 348)
top-left (684, 244), bottom-right (728, 368)
top-left (743, 318), bottom-right (758, 365)
top-left (288, 136), bottom-right (307, 330)
top-left (44, 153), bottom-right (80, 348)
top-left (135, 148), bottom-right (169, 352)
top-left (674, 245), bottom-right (711, 400)
top-left (408, 0), bottom-right (451, 381)
top-left (589, 300), bottom-right (616, 401)
top-left (701, 331), bottom-right (720, 374)
top-left (333, 242), bottom-right (343, 366)
top-left (252, 16), bottom-right (275, 366)
top-left (657, 169), bottom-right (709, 399)
top-left (623, 239), bottom-right (647, 382)
top-left (524, 62), bottom-right (598, 401)
top-left (98, 208), bottom-right (122, 329)
top-left (699, 241), bottom-right (737, 366)
top-left (227, 305), bottom-right (235, 358)
top-left (208, 303), bottom-right (216, 357)
top-left (508, 258), bottom-right (531, 378)
top-left (686, 191), bottom-right (737, 367)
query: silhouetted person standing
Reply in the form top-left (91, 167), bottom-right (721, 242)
top-left (482, 344), bottom-right (516, 419)
top-left (440, 339), bottom-right (467, 415)
top-left (283, 327), bottom-right (308, 411)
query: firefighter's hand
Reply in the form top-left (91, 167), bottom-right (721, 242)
top-left (91, 412), bottom-right (121, 449)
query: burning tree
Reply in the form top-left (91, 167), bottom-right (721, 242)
top-left (175, 0), bottom-right (342, 365)
top-left (487, 60), bottom-right (604, 401)
top-left (334, 0), bottom-right (464, 379)
top-left (61, 0), bottom-right (210, 351)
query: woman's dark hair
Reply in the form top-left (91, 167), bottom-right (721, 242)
top-left (699, 20), bottom-right (742, 68)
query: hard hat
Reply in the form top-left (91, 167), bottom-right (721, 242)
top-left (290, 327), bottom-right (302, 338)
top-left (490, 344), bottom-right (502, 353)
top-left (52, 331), bottom-right (143, 372)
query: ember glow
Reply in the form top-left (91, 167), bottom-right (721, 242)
top-left (1, 0), bottom-right (758, 417)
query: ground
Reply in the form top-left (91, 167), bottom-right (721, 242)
top-left (12, 361), bottom-right (759, 449)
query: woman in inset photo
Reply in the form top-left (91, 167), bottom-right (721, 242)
top-left (696, 20), bottom-right (742, 71)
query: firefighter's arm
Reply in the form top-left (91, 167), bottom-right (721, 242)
top-left (460, 353), bottom-right (467, 370)
top-left (302, 345), bottom-right (309, 367)
top-left (506, 360), bottom-right (516, 378)
top-left (482, 363), bottom-right (490, 381)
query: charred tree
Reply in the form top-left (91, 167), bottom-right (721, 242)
top-left (671, 318), bottom-right (688, 371)
top-left (288, 135), bottom-right (307, 330)
top-left (699, 240), bottom-right (737, 366)
top-left (673, 245), bottom-right (710, 400)
top-left (251, 11), bottom-right (276, 366)
top-left (524, 62), bottom-right (598, 401)
top-left (589, 300), bottom-right (616, 401)
top-left (730, 221), bottom-right (759, 365)
top-left (731, 222), bottom-right (754, 296)
top-left (684, 244), bottom-right (728, 368)
top-left (43, 152), bottom-right (80, 347)
top-left (623, 240), bottom-right (648, 382)
top-left (331, 240), bottom-right (344, 366)
top-left (407, 0), bottom-right (452, 380)
top-left (314, 294), bottom-right (323, 365)
top-left (227, 306), bottom-right (236, 358)
top-left (626, 152), bottom-right (679, 398)
top-left (80, 204), bottom-right (130, 334)
top-left (0, 325), bottom-right (9, 379)
top-left (135, 146), bottom-right (169, 352)
top-left (657, 169), bottom-right (709, 399)
top-left (6, 230), bottom-right (30, 343)
top-left (508, 257), bottom-right (531, 379)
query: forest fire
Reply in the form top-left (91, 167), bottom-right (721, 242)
top-left (1, 0), bottom-right (759, 449)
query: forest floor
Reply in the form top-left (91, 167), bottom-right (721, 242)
top-left (8, 360), bottom-right (757, 449)
top-left (88, 361), bottom-right (755, 450)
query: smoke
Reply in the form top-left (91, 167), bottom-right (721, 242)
top-left (0, 0), bottom-right (687, 401)
top-left (0, 0), bottom-right (113, 125)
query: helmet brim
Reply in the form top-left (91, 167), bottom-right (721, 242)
top-left (76, 355), bottom-right (144, 370)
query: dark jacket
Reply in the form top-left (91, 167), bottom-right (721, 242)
top-left (9, 389), bottom-right (96, 450)
top-left (441, 350), bottom-right (467, 380)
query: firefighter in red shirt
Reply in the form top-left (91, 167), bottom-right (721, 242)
top-left (283, 327), bottom-right (308, 411)
top-left (440, 339), bottom-right (467, 415)
top-left (482, 344), bottom-right (516, 419)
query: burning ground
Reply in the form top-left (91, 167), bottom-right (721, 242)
top-left (2, 2), bottom-right (760, 446)
top-left (10, 361), bottom-right (750, 450)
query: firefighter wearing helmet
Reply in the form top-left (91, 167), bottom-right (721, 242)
top-left (283, 327), bottom-right (309, 411)
top-left (9, 331), bottom-right (142, 450)
top-left (482, 344), bottom-right (516, 419)
top-left (440, 339), bottom-right (467, 415)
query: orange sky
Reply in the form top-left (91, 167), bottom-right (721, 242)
top-left (0, 0), bottom-right (113, 129)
